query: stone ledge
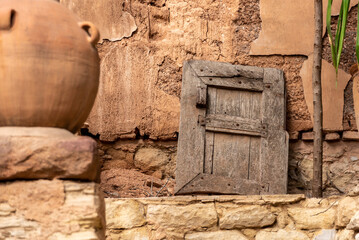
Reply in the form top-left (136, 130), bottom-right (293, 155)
top-left (0, 127), bottom-right (99, 181)
top-left (0, 180), bottom-right (105, 240)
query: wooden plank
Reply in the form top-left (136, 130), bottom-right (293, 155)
top-left (196, 82), bottom-right (207, 108)
top-left (205, 114), bottom-right (266, 137)
top-left (204, 87), bottom-right (217, 174)
top-left (260, 68), bottom-right (288, 194)
top-left (188, 60), bottom-right (264, 79)
top-left (176, 173), bottom-right (264, 195)
top-left (215, 88), bottom-right (242, 116)
top-left (248, 136), bottom-right (261, 182)
top-left (200, 76), bottom-right (264, 92)
top-left (175, 62), bottom-right (206, 194)
top-left (212, 133), bottom-right (250, 179)
top-left (250, 92), bottom-right (262, 120)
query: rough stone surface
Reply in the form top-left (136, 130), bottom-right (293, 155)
top-left (289, 141), bottom-right (359, 196)
top-left (134, 148), bottom-right (170, 174)
top-left (0, 130), bottom-right (99, 181)
top-left (255, 230), bottom-right (309, 240)
top-left (185, 230), bottom-right (248, 240)
top-left (300, 55), bottom-right (351, 131)
top-left (0, 180), bottom-right (105, 240)
top-left (347, 211), bottom-right (359, 230)
top-left (108, 227), bottom-right (150, 240)
top-left (287, 207), bottom-right (336, 229)
top-left (217, 204), bottom-right (276, 229)
top-left (336, 230), bottom-right (355, 240)
top-left (146, 203), bottom-right (217, 231)
top-left (336, 197), bottom-right (359, 227)
top-left (106, 200), bottom-right (146, 229)
top-left (314, 229), bottom-right (336, 240)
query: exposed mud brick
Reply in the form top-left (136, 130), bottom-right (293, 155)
top-left (302, 132), bottom-right (314, 141)
top-left (289, 131), bottom-right (300, 140)
top-left (0, 127), bottom-right (99, 181)
top-left (325, 133), bottom-right (341, 141)
top-left (343, 131), bottom-right (359, 141)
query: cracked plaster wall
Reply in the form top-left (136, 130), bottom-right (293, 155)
top-left (59, 0), bottom-right (359, 196)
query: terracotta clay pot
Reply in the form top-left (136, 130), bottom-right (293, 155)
top-left (0, 0), bottom-right (100, 133)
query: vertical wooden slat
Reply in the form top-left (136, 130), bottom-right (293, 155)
top-left (175, 62), bottom-right (206, 193)
top-left (212, 133), bottom-right (250, 179)
top-left (204, 87), bottom-right (217, 174)
top-left (261, 68), bottom-right (287, 194)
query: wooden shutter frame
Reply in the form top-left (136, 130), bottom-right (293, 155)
top-left (175, 60), bottom-right (288, 195)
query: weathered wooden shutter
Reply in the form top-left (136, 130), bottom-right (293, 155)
top-left (175, 60), bottom-right (288, 195)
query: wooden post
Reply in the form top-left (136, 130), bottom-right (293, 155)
top-left (312, 0), bottom-right (323, 198)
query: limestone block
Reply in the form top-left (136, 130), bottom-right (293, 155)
top-left (0, 180), bottom-right (105, 240)
top-left (106, 200), bottom-right (146, 229)
top-left (111, 227), bottom-right (150, 240)
top-left (336, 197), bottom-right (359, 227)
top-left (60, 0), bottom-right (137, 42)
top-left (314, 229), bottom-right (336, 240)
top-left (0, 127), bottom-right (99, 181)
top-left (347, 211), bottom-right (359, 230)
top-left (288, 207), bottom-right (336, 229)
top-left (217, 204), bottom-right (276, 229)
top-left (185, 230), bottom-right (248, 240)
top-left (300, 55), bottom-right (351, 131)
top-left (250, 0), bottom-right (356, 55)
top-left (134, 148), bottom-right (169, 172)
top-left (146, 203), bottom-right (217, 231)
top-left (261, 194), bottom-right (305, 205)
top-left (336, 230), bottom-right (355, 240)
top-left (255, 230), bottom-right (309, 240)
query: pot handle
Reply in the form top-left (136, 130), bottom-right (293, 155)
top-left (0, 8), bottom-right (15, 30)
top-left (78, 21), bottom-right (100, 47)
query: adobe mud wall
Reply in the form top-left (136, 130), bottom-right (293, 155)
top-left (59, 0), bottom-right (359, 196)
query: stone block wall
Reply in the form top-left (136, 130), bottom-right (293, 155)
top-left (0, 180), bottom-right (105, 240)
top-left (105, 195), bottom-right (359, 240)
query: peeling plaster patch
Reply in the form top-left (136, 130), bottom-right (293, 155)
top-left (250, 0), bottom-right (357, 56)
top-left (60, 0), bottom-right (137, 42)
top-left (300, 55), bottom-right (351, 131)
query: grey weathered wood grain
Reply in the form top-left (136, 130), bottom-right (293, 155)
top-left (204, 87), bottom-right (217, 174)
top-left (205, 114), bottom-right (266, 137)
top-left (175, 62), bottom-right (206, 193)
top-left (196, 81), bottom-right (207, 108)
top-left (188, 60), bottom-right (264, 79)
top-left (200, 76), bottom-right (263, 91)
top-left (176, 173), bottom-right (263, 195)
top-left (260, 68), bottom-right (287, 194)
top-left (176, 60), bottom-right (288, 195)
top-left (212, 133), bottom-right (250, 179)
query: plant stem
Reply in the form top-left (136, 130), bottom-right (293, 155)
top-left (312, 0), bottom-right (323, 198)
